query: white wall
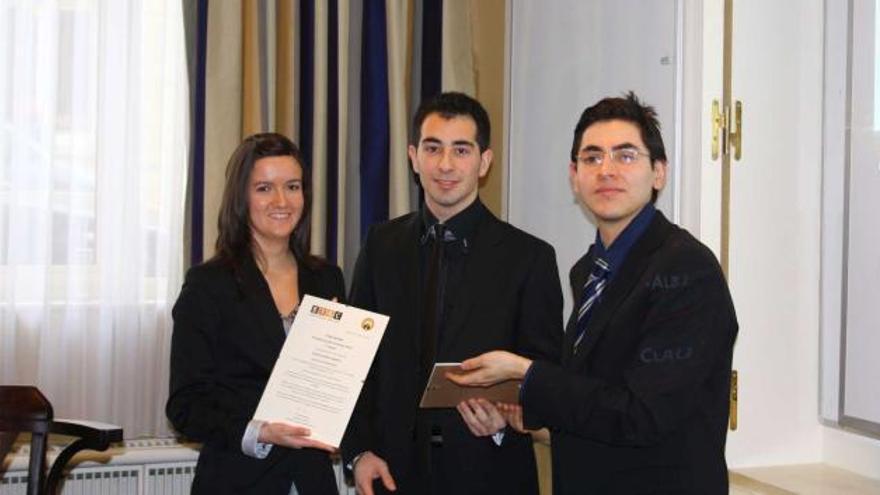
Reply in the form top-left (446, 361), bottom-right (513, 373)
top-left (507, 0), bottom-right (679, 317)
top-left (823, 427), bottom-right (880, 479)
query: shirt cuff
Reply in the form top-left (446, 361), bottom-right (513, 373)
top-left (242, 419), bottom-right (273, 459)
top-left (492, 431), bottom-right (505, 446)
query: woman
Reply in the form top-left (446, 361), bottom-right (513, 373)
top-left (167, 133), bottom-right (344, 494)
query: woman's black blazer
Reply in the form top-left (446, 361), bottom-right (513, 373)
top-left (167, 254), bottom-right (345, 495)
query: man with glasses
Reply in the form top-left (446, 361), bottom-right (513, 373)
top-left (342, 92), bottom-right (563, 495)
top-left (450, 93), bottom-right (738, 494)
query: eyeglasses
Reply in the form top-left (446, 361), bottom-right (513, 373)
top-left (576, 148), bottom-right (651, 167)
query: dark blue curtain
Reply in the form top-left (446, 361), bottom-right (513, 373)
top-left (299, 0), bottom-right (315, 168)
top-left (421, 0), bottom-right (443, 100)
top-left (326, 0), bottom-right (340, 262)
top-left (190, 0), bottom-right (208, 265)
top-left (359, 0), bottom-right (390, 241)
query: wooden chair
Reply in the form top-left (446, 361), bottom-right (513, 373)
top-left (0, 386), bottom-right (123, 495)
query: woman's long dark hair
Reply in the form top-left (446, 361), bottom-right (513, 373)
top-left (213, 132), bottom-right (320, 271)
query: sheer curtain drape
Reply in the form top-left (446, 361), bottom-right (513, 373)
top-left (0, 0), bottom-right (188, 437)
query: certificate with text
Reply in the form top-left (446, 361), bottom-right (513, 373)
top-left (253, 295), bottom-right (389, 448)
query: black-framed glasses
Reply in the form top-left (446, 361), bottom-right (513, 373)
top-left (576, 148), bottom-right (651, 167)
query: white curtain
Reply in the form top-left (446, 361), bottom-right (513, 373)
top-left (0, 0), bottom-right (188, 438)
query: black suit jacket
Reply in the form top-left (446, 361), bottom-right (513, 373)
top-left (341, 204), bottom-right (563, 495)
top-left (166, 254), bottom-right (345, 495)
top-left (523, 212), bottom-right (738, 495)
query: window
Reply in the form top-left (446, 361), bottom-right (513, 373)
top-left (821, 0), bottom-right (880, 437)
top-left (0, 0), bottom-right (188, 437)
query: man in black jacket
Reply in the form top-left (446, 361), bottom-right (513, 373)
top-left (342, 92), bottom-right (563, 495)
top-left (451, 93), bottom-right (738, 494)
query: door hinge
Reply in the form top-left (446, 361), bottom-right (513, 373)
top-left (712, 100), bottom-right (742, 161)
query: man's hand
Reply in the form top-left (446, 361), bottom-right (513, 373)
top-left (497, 402), bottom-right (526, 434)
top-left (257, 422), bottom-right (337, 453)
top-left (446, 350), bottom-right (533, 387)
top-left (498, 403), bottom-right (551, 443)
top-left (457, 398), bottom-right (506, 436)
top-left (354, 451), bottom-right (397, 495)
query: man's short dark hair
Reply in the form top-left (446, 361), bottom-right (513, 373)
top-left (411, 92), bottom-right (491, 152)
top-left (570, 92), bottom-right (667, 203)
top-left (570, 91), bottom-right (667, 164)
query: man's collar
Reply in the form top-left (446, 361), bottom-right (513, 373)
top-left (421, 197), bottom-right (486, 242)
top-left (592, 203), bottom-right (656, 272)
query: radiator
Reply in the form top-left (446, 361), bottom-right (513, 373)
top-left (1, 438), bottom-right (196, 495)
top-left (1, 438), bottom-right (354, 495)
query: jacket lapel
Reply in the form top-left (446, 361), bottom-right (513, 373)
top-left (570, 213), bottom-right (674, 366)
top-left (394, 215), bottom-right (423, 352)
top-left (562, 251), bottom-right (593, 366)
top-left (238, 254), bottom-right (287, 370)
top-left (437, 211), bottom-right (502, 356)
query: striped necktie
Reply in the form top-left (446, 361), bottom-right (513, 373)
top-left (573, 257), bottom-right (611, 352)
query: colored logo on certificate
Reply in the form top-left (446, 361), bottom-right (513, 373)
top-left (361, 318), bottom-right (375, 331)
top-left (310, 305), bottom-right (343, 321)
